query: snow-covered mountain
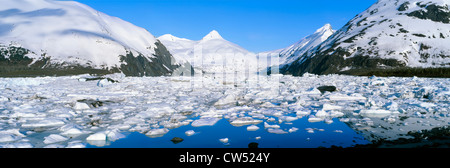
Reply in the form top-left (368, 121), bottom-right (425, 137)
top-left (0, 0), bottom-right (187, 76)
top-left (262, 24), bottom-right (335, 66)
top-left (159, 30), bottom-right (257, 74)
top-left (282, 0), bottom-right (450, 76)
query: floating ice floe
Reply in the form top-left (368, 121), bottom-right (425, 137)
top-left (334, 130), bottom-right (343, 133)
top-left (267, 128), bottom-right (288, 134)
top-left (61, 128), bottom-right (84, 137)
top-left (21, 119), bottom-right (65, 130)
top-left (44, 134), bottom-right (69, 144)
top-left (302, 87), bottom-right (322, 95)
top-left (0, 129), bottom-right (25, 143)
top-left (288, 127), bottom-right (299, 133)
top-left (0, 134), bottom-right (16, 143)
top-left (86, 129), bottom-right (125, 146)
top-left (264, 122), bottom-right (280, 129)
top-left (146, 128), bottom-right (170, 138)
top-left (66, 140), bottom-right (86, 148)
top-left (305, 128), bottom-right (315, 133)
top-left (230, 117), bottom-right (262, 126)
top-left (322, 104), bottom-right (343, 111)
top-left (219, 138), bottom-right (229, 143)
top-left (191, 117), bottom-right (220, 127)
top-left (419, 102), bottom-right (437, 108)
top-left (329, 94), bottom-right (366, 101)
top-left (1, 142), bottom-right (33, 148)
top-left (185, 130), bottom-right (195, 136)
top-left (247, 125), bottom-right (260, 131)
top-left (74, 102), bottom-right (90, 110)
top-left (214, 90), bottom-right (239, 106)
top-left (359, 109), bottom-right (399, 118)
top-left (308, 116), bottom-right (324, 123)
top-left (97, 78), bottom-right (114, 87)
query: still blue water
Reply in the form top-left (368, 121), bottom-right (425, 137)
top-left (87, 117), bottom-right (369, 148)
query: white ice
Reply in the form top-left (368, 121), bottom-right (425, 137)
top-left (191, 117), bottom-right (220, 127)
top-left (0, 74), bottom-right (448, 147)
top-left (247, 125), bottom-right (260, 131)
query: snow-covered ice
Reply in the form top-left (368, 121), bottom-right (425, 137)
top-left (44, 134), bottom-right (68, 144)
top-left (247, 125), bottom-right (260, 131)
top-left (267, 128), bottom-right (288, 134)
top-left (146, 128), bottom-right (169, 138)
top-left (219, 138), bottom-right (229, 144)
top-left (0, 74), bottom-right (448, 147)
top-left (191, 117), bottom-right (220, 127)
top-left (185, 130), bottom-right (196, 136)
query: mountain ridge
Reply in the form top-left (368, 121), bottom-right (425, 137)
top-left (0, 0), bottom-right (189, 77)
top-left (281, 0), bottom-right (450, 76)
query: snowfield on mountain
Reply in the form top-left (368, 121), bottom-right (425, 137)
top-left (0, 0), bottom-right (187, 76)
top-left (159, 30), bottom-right (258, 74)
top-left (282, 0), bottom-right (450, 76)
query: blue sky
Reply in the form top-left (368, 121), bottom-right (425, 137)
top-left (66, 0), bottom-right (377, 52)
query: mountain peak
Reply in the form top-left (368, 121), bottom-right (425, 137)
top-left (315, 23), bottom-right (333, 33)
top-left (158, 34), bottom-right (180, 42)
top-left (202, 30), bottom-right (223, 40)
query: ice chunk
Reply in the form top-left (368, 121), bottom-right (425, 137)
top-left (0, 134), bottom-right (16, 143)
top-left (296, 111), bottom-right (311, 116)
top-left (284, 116), bottom-right (298, 122)
top-left (110, 112), bottom-right (126, 120)
top-left (86, 132), bottom-right (107, 141)
top-left (230, 117), bottom-right (262, 126)
top-left (0, 96), bottom-right (9, 102)
top-left (419, 102), bottom-right (436, 108)
top-left (60, 124), bottom-right (85, 137)
top-left (247, 125), bottom-right (260, 131)
top-left (21, 119), bottom-right (65, 129)
top-left (214, 91), bottom-right (238, 106)
top-left (308, 116), bottom-right (324, 123)
top-left (305, 128), bottom-right (315, 133)
top-left (334, 130), bottom-right (343, 133)
top-left (267, 128), bottom-right (288, 134)
top-left (67, 141), bottom-right (86, 148)
top-left (303, 87), bottom-right (322, 95)
top-left (74, 102), bottom-right (90, 110)
top-left (146, 128), bottom-right (169, 138)
top-left (191, 117), bottom-right (220, 127)
top-left (330, 111), bottom-right (344, 118)
top-left (86, 129), bottom-right (125, 145)
top-left (384, 101), bottom-right (398, 111)
top-left (315, 110), bottom-right (328, 117)
top-left (1, 142), bottom-right (33, 148)
top-left (322, 104), bottom-right (343, 111)
top-left (185, 130), bottom-right (195, 136)
top-left (0, 129), bottom-right (26, 140)
top-left (44, 134), bottom-right (69, 144)
top-left (97, 78), bottom-right (114, 87)
top-left (360, 109), bottom-right (399, 117)
top-left (105, 130), bottom-right (125, 141)
top-left (219, 138), bottom-right (229, 143)
top-left (264, 122), bottom-right (280, 129)
top-left (288, 127), bottom-right (299, 133)
top-left (329, 94), bottom-right (366, 101)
